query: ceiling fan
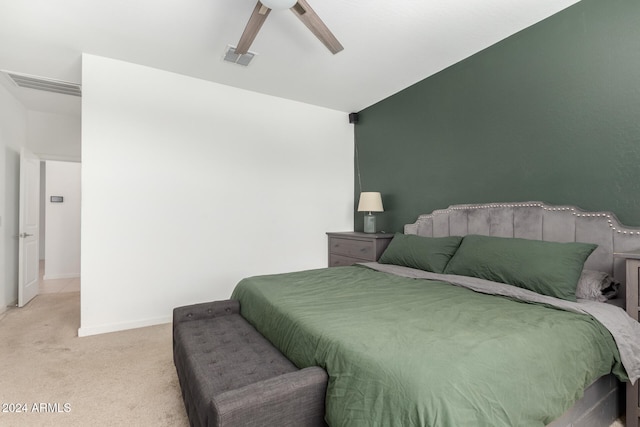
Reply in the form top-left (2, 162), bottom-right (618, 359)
top-left (234, 0), bottom-right (344, 55)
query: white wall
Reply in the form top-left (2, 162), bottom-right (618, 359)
top-left (27, 111), bottom-right (81, 162)
top-left (80, 54), bottom-right (354, 336)
top-left (0, 83), bottom-right (27, 312)
top-left (44, 160), bottom-right (81, 279)
top-left (27, 109), bottom-right (81, 261)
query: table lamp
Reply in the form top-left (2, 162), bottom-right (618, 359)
top-left (357, 192), bottom-right (384, 233)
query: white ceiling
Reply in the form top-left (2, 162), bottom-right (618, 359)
top-left (0, 0), bottom-right (581, 117)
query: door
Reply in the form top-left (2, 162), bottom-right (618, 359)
top-left (18, 148), bottom-right (40, 307)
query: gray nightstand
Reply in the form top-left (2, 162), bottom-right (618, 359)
top-left (327, 232), bottom-right (394, 267)
top-left (614, 250), bottom-right (640, 427)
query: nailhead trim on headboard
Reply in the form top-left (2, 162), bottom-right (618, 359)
top-left (409, 201), bottom-right (640, 234)
top-left (404, 201), bottom-right (640, 287)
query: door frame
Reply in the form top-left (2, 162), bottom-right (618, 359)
top-left (18, 148), bottom-right (40, 307)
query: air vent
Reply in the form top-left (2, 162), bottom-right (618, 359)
top-left (223, 46), bottom-right (256, 67)
top-left (2, 70), bottom-right (82, 97)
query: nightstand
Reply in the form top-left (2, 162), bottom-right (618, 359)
top-left (614, 250), bottom-right (640, 427)
top-left (327, 232), bottom-right (394, 267)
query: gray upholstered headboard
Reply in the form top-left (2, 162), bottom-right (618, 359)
top-left (404, 202), bottom-right (640, 289)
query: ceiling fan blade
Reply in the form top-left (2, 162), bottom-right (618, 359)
top-left (236, 1), bottom-right (271, 55)
top-left (290, 0), bottom-right (344, 54)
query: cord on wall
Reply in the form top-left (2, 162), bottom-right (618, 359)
top-left (354, 137), bottom-right (362, 194)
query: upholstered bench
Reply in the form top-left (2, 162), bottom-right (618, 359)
top-left (173, 299), bottom-right (328, 427)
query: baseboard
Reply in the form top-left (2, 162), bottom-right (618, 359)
top-left (43, 273), bottom-right (80, 280)
top-left (77, 314), bottom-right (172, 337)
top-left (0, 300), bottom-right (17, 319)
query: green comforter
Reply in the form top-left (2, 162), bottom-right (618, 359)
top-left (231, 266), bottom-right (622, 427)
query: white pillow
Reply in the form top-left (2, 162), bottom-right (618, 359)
top-left (576, 270), bottom-right (619, 302)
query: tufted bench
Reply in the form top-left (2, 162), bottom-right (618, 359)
top-left (173, 299), bottom-right (328, 427)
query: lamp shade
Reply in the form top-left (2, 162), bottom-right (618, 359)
top-left (260, 0), bottom-right (297, 10)
top-left (357, 192), bottom-right (384, 212)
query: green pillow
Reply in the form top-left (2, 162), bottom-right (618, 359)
top-left (378, 233), bottom-right (463, 274)
top-left (443, 234), bottom-right (597, 301)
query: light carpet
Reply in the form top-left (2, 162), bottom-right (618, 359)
top-left (0, 292), bottom-right (628, 427)
top-left (0, 292), bottom-right (188, 426)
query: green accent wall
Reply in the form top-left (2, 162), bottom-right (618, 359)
top-left (355, 0), bottom-right (640, 232)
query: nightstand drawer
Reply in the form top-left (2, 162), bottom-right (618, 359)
top-left (326, 232), bottom-right (394, 268)
top-left (329, 254), bottom-right (363, 267)
top-left (329, 237), bottom-right (375, 260)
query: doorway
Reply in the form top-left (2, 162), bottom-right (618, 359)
top-left (38, 160), bottom-right (81, 294)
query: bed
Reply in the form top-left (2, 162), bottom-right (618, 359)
top-left (230, 202), bottom-right (640, 427)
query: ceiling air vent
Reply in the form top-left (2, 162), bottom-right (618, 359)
top-left (223, 46), bottom-right (256, 67)
top-left (3, 70), bottom-right (82, 97)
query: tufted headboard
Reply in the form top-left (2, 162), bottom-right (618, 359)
top-left (404, 202), bottom-right (640, 290)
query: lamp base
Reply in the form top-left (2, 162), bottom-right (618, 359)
top-left (363, 214), bottom-right (376, 234)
